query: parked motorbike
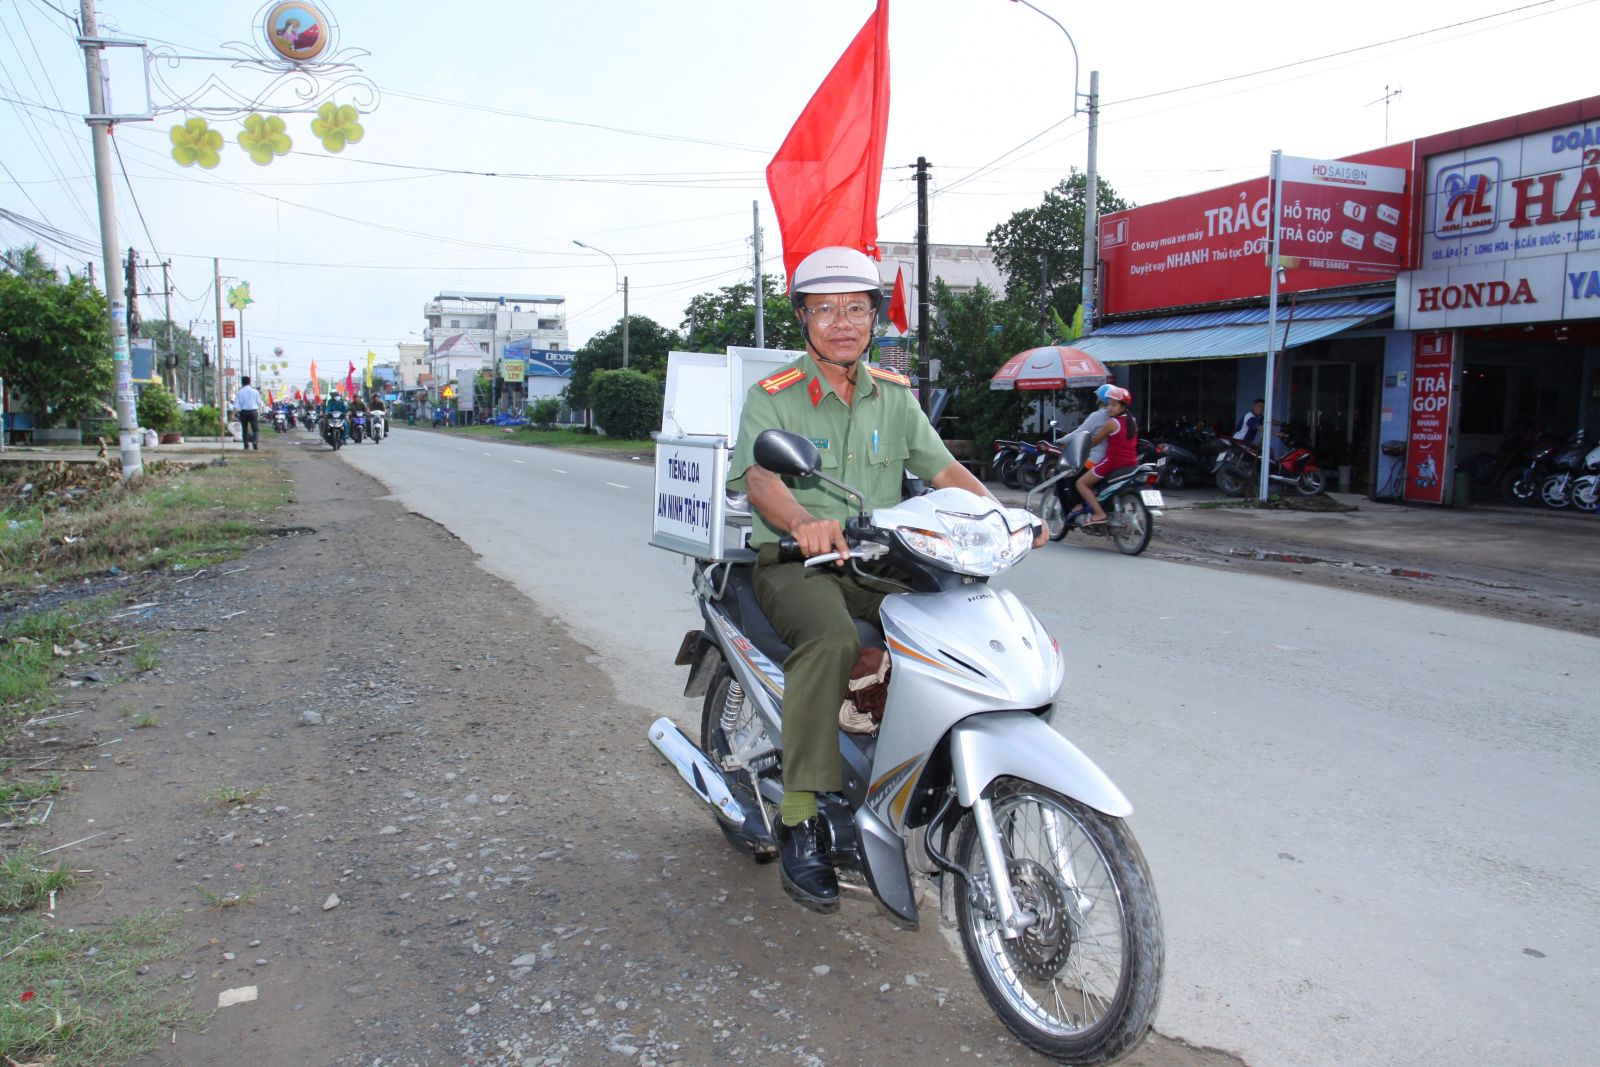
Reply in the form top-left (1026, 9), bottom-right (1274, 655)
top-left (1537, 432), bottom-right (1594, 509)
top-left (991, 439), bottom-right (1027, 489)
top-left (1498, 430), bottom-right (1574, 506)
top-left (322, 411), bottom-right (346, 451)
top-left (1029, 429), bottom-right (1165, 555)
top-left (653, 429), bottom-right (1163, 1064)
top-left (1213, 434), bottom-right (1325, 496)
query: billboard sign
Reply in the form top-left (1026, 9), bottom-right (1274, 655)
top-left (501, 358), bottom-right (525, 383)
top-left (1403, 331), bottom-right (1458, 506)
top-left (503, 338), bottom-right (575, 378)
top-left (456, 367), bottom-right (475, 410)
top-left (1276, 155), bottom-right (1409, 272)
top-left (1099, 144), bottom-right (1412, 316)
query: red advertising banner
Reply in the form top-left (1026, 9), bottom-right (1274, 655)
top-left (1098, 143), bottom-right (1413, 317)
top-left (222, 320), bottom-right (237, 338)
top-left (1403, 331), bottom-right (1456, 505)
top-left (1276, 154), bottom-right (1409, 273)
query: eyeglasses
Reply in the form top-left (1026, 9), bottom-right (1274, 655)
top-left (801, 301), bottom-right (875, 325)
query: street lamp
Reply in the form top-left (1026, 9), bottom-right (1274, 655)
top-left (1009, 0), bottom-right (1099, 337)
top-left (573, 239), bottom-right (630, 368)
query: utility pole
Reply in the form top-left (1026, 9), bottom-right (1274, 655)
top-left (914, 156), bottom-right (931, 417)
top-left (752, 200), bottom-right (765, 349)
top-left (80, 0), bottom-right (142, 478)
top-left (621, 277), bottom-right (630, 369)
top-left (1038, 252), bottom-right (1050, 345)
top-left (213, 257), bottom-right (226, 451)
top-left (1080, 70), bottom-right (1100, 338)
top-left (162, 260), bottom-right (175, 395)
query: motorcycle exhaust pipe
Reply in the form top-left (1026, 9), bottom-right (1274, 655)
top-left (648, 717), bottom-right (748, 827)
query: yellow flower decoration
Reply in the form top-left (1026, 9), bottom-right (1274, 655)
top-left (310, 102), bottom-right (364, 154)
top-left (169, 117), bottom-right (223, 169)
top-left (238, 113), bottom-right (292, 166)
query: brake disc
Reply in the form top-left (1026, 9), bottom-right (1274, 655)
top-left (1002, 858), bottom-right (1073, 980)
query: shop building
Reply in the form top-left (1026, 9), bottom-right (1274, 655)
top-left (1074, 96), bottom-right (1600, 503)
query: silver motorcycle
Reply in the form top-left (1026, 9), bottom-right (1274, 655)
top-left (651, 429), bottom-right (1163, 1065)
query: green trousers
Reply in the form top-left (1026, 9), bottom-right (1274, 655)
top-left (754, 544), bottom-right (887, 794)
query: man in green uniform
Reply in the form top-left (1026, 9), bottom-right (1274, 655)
top-left (728, 246), bottom-right (1043, 911)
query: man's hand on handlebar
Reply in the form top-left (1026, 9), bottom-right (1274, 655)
top-left (791, 516), bottom-right (851, 564)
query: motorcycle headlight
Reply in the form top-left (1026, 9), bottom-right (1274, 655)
top-left (895, 507), bottom-right (1034, 577)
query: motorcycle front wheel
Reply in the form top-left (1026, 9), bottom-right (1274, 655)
top-left (1109, 494), bottom-right (1152, 555)
top-left (1500, 468), bottom-right (1537, 506)
top-left (1160, 465), bottom-right (1187, 491)
top-left (1539, 475), bottom-right (1572, 509)
top-left (1295, 468), bottom-right (1326, 496)
top-left (998, 456), bottom-right (1023, 490)
top-left (955, 778), bottom-right (1163, 1065)
top-left (1041, 491), bottom-right (1068, 542)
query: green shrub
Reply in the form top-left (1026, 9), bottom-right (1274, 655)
top-left (179, 405), bottom-right (223, 438)
top-left (589, 369), bottom-right (660, 440)
top-left (529, 396), bottom-right (561, 430)
top-left (136, 383), bottom-right (181, 434)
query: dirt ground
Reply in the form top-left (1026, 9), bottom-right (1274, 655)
top-left (13, 442), bottom-right (1247, 1067)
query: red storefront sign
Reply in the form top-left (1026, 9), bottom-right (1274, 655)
top-left (222, 320), bottom-right (237, 338)
top-left (1403, 331), bottom-right (1456, 505)
top-left (1098, 143), bottom-right (1413, 316)
top-left (1276, 155), bottom-right (1409, 273)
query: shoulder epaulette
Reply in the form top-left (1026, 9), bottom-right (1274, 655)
top-left (759, 367), bottom-right (806, 394)
top-left (867, 365), bottom-right (912, 387)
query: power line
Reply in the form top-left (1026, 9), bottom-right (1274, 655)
top-left (111, 134), bottom-right (165, 262)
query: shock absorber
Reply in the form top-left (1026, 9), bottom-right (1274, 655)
top-left (718, 680), bottom-right (745, 736)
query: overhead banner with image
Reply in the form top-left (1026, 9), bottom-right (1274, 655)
top-left (1275, 154), bottom-right (1410, 273)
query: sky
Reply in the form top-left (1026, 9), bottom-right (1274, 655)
top-left (2, 0), bottom-right (1598, 391)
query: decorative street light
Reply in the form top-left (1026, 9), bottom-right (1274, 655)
top-left (1008, 0), bottom-right (1100, 337)
top-left (573, 239), bottom-right (630, 368)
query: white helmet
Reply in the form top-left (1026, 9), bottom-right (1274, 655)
top-left (790, 246), bottom-right (882, 299)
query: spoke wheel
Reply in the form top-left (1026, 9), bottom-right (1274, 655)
top-left (1215, 465), bottom-right (1247, 496)
top-left (1295, 469), bottom-right (1326, 496)
top-left (1109, 494), bottom-right (1152, 556)
top-left (1540, 475), bottom-right (1572, 509)
top-left (700, 666), bottom-right (777, 861)
top-left (955, 779), bottom-right (1163, 1065)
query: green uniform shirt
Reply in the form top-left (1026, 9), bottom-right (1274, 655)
top-left (728, 353), bottom-right (955, 548)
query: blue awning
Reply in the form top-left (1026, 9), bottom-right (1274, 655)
top-left (1072, 298), bottom-right (1393, 365)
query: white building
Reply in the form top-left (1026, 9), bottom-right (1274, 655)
top-left (423, 291), bottom-right (568, 402)
top-left (873, 241), bottom-right (1006, 373)
top-left (395, 341), bottom-right (427, 391)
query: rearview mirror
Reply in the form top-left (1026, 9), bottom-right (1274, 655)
top-left (753, 429), bottom-right (820, 477)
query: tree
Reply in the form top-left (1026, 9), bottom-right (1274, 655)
top-left (138, 318), bottom-right (210, 402)
top-left (590, 368), bottom-right (660, 440)
top-left (928, 279), bottom-right (1039, 453)
top-left (986, 169), bottom-right (1132, 336)
top-left (137, 381), bottom-right (181, 433)
top-left (562, 314), bottom-right (679, 412)
top-left (680, 274), bottom-right (803, 353)
top-left (0, 246), bottom-right (113, 427)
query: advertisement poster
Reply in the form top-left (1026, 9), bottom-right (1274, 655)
top-left (501, 358), bottom-right (526, 383)
top-left (1403, 331), bottom-right (1457, 505)
top-left (1098, 144), bottom-right (1412, 316)
top-left (456, 368), bottom-right (476, 411)
top-left (1276, 155), bottom-right (1409, 272)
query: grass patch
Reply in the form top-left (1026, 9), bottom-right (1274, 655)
top-left (121, 710), bottom-right (158, 729)
top-left (0, 851), bottom-right (76, 913)
top-left (0, 774), bottom-right (66, 805)
top-left (0, 608), bottom-right (87, 723)
top-left (0, 456), bottom-right (290, 591)
top-left (130, 638), bottom-right (160, 674)
top-left (0, 910), bottom-right (198, 1066)
top-left (204, 783), bottom-right (267, 807)
top-left (195, 884), bottom-right (260, 910)
top-left (449, 424), bottom-right (654, 452)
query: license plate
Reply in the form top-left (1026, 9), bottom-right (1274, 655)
top-left (1140, 489), bottom-right (1165, 507)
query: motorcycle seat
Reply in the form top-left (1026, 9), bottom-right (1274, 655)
top-left (1098, 466), bottom-right (1138, 482)
top-left (720, 565), bottom-right (886, 668)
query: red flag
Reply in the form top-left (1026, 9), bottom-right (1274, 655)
top-left (266, 389), bottom-right (275, 407)
top-left (766, 0), bottom-right (890, 287)
top-left (888, 264), bottom-right (909, 333)
top-left (294, 388), bottom-right (303, 401)
top-left (346, 361), bottom-right (356, 399)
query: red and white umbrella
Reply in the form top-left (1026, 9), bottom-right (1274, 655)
top-left (990, 346), bottom-right (1111, 391)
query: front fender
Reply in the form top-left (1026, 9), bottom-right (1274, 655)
top-left (949, 711), bottom-right (1131, 817)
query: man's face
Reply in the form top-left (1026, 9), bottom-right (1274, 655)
top-left (798, 290), bottom-right (874, 366)
top-left (1252, 401), bottom-right (1264, 416)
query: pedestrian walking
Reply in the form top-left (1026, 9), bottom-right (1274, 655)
top-left (234, 376), bottom-right (263, 450)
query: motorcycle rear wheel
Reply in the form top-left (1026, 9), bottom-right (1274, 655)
top-left (1214, 465), bottom-right (1247, 497)
top-left (998, 456), bottom-right (1023, 490)
top-left (700, 667), bottom-right (777, 862)
top-left (1295, 469), bottom-right (1326, 496)
top-left (1018, 462), bottom-right (1044, 490)
top-left (955, 778), bottom-right (1163, 1065)
top-left (1109, 494), bottom-right (1152, 556)
top-left (1041, 492), bottom-right (1068, 542)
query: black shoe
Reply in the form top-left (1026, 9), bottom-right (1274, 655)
top-left (777, 816), bottom-right (838, 913)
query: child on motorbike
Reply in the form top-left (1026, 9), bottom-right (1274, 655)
top-left (1074, 386), bottom-right (1138, 525)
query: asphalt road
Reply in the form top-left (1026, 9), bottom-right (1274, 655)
top-left (335, 428), bottom-right (1598, 1067)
